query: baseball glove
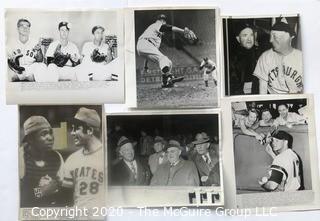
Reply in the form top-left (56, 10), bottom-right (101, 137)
top-left (183, 27), bottom-right (198, 42)
top-left (91, 48), bottom-right (107, 63)
top-left (8, 54), bottom-right (25, 74)
top-left (53, 44), bottom-right (70, 67)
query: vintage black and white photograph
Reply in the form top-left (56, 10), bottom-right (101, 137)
top-left (6, 9), bottom-right (124, 104)
top-left (127, 8), bottom-right (219, 108)
top-left (223, 15), bottom-right (303, 96)
top-left (229, 95), bottom-right (320, 209)
top-left (106, 111), bottom-right (223, 207)
top-left (19, 105), bottom-right (104, 220)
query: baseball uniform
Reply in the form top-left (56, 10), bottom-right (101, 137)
top-left (254, 48), bottom-right (303, 94)
top-left (76, 41), bottom-right (117, 81)
top-left (7, 38), bottom-right (47, 81)
top-left (46, 40), bottom-right (80, 81)
top-left (62, 147), bottom-right (104, 208)
top-left (268, 149), bottom-right (301, 191)
top-left (200, 59), bottom-right (217, 82)
top-left (136, 21), bottom-right (172, 72)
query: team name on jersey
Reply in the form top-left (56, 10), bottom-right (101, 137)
top-left (12, 48), bottom-right (37, 60)
top-left (267, 65), bottom-right (303, 89)
top-left (70, 166), bottom-right (104, 183)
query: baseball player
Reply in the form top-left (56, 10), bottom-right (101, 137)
top-left (199, 57), bottom-right (217, 87)
top-left (61, 107), bottom-right (104, 209)
top-left (19, 116), bottom-right (64, 207)
top-left (259, 130), bottom-right (303, 191)
top-left (7, 18), bottom-right (47, 82)
top-left (136, 14), bottom-right (197, 88)
top-left (254, 18), bottom-right (303, 94)
top-left (77, 25), bottom-right (118, 81)
top-left (46, 22), bottom-right (80, 81)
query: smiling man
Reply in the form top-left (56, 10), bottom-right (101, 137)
top-left (110, 136), bottom-right (151, 186)
top-left (46, 21), bottom-right (80, 81)
top-left (259, 130), bottom-right (303, 191)
top-left (19, 116), bottom-right (64, 207)
top-left (61, 107), bottom-right (104, 208)
top-left (151, 140), bottom-right (199, 186)
top-left (273, 103), bottom-right (307, 128)
top-left (253, 18), bottom-right (303, 94)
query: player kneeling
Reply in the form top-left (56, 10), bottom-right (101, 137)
top-left (7, 18), bottom-right (47, 82)
top-left (76, 26), bottom-right (118, 81)
top-left (46, 22), bottom-right (80, 81)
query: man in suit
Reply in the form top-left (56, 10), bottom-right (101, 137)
top-left (148, 136), bottom-right (168, 175)
top-left (151, 140), bottom-right (199, 186)
top-left (192, 132), bottom-right (220, 186)
top-left (110, 136), bottom-right (151, 186)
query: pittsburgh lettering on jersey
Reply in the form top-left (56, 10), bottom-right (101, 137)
top-left (267, 65), bottom-right (303, 89)
top-left (70, 166), bottom-right (104, 183)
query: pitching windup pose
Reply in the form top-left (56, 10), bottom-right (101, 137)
top-left (62, 108), bottom-right (104, 208)
top-left (136, 14), bottom-right (197, 88)
top-left (199, 57), bottom-right (217, 87)
top-left (7, 19), bottom-right (47, 82)
top-left (77, 25), bottom-right (118, 81)
top-left (254, 19), bottom-right (303, 94)
top-left (259, 130), bottom-right (303, 191)
top-left (46, 22), bottom-right (80, 81)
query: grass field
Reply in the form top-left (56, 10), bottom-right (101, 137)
top-left (137, 80), bottom-right (218, 108)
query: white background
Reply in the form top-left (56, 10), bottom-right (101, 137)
top-left (1, 0), bottom-right (320, 220)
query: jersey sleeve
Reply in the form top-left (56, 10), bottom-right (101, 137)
top-left (159, 24), bottom-right (173, 33)
top-left (54, 151), bottom-right (65, 182)
top-left (61, 155), bottom-right (74, 188)
top-left (270, 156), bottom-right (288, 182)
top-left (253, 52), bottom-right (268, 82)
top-left (45, 41), bottom-right (58, 58)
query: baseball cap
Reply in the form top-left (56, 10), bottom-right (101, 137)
top-left (22, 116), bottom-right (51, 140)
top-left (167, 139), bottom-right (183, 151)
top-left (92, 25), bottom-right (105, 34)
top-left (157, 14), bottom-right (167, 21)
top-left (58, 21), bottom-right (71, 30)
top-left (74, 107), bottom-right (101, 128)
top-left (271, 130), bottom-right (293, 149)
top-left (192, 132), bottom-right (210, 145)
top-left (271, 20), bottom-right (295, 36)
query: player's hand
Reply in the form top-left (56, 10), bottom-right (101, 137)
top-left (33, 43), bottom-right (42, 51)
top-left (201, 176), bottom-right (209, 183)
top-left (70, 53), bottom-right (79, 62)
top-left (258, 176), bottom-right (268, 186)
top-left (39, 175), bottom-right (59, 197)
top-left (255, 134), bottom-right (263, 141)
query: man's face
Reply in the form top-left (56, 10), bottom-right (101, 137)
top-left (278, 105), bottom-right (289, 118)
top-left (71, 124), bottom-right (89, 147)
top-left (153, 142), bottom-right (164, 153)
top-left (237, 27), bottom-right (254, 49)
top-left (59, 26), bottom-right (69, 40)
top-left (262, 111), bottom-right (272, 122)
top-left (17, 21), bottom-right (30, 37)
top-left (93, 29), bottom-right (104, 42)
top-left (119, 143), bottom-right (135, 162)
top-left (270, 30), bottom-right (292, 53)
top-left (167, 147), bottom-right (181, 164)
top-left (195, 142), bottom-right (210, 155)
top-left (30, 128), bottom-right (54, 151)
top-left (271, 137), bottom-right (285, 152)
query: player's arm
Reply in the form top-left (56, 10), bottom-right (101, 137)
top-left (159, 24), bottom-right (185, 34)
top-left (199, 60), bottom-right (205, 70)
top-left (259, 79), bottom-right (268, 94)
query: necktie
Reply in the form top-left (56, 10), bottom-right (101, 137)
top-left (130, 161), bottom-right (137, 179)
